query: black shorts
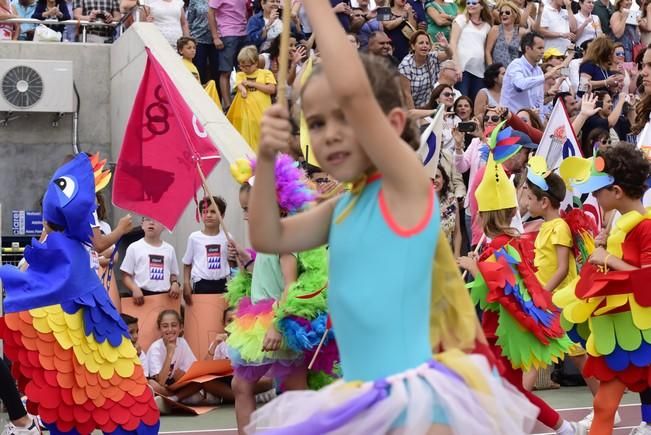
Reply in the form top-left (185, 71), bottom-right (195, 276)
top-left (193, 278), bottom-right (228, 294)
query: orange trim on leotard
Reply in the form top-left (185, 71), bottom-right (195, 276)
top-left (378, 187), bottom-right (436, 238)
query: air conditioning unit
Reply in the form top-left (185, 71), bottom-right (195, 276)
top-left (0, 59), bottom-right (73, 112)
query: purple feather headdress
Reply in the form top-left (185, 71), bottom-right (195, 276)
top-left (236, 154), bottom-right (316, 214)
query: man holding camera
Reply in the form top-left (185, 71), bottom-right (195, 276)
top-left (73, 0), bottom-right (120, 42)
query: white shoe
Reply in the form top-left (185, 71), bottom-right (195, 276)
top-left (630, 422), bottom-right (651, 435)
top-left (578, 410), bottom-right (622, 429)
top-left (154, 396), bottom-right (172, 414)
top-left (1, 417), bottom-right (41, 435)
top-left (571, 421), bottom-right (588, 435)
top-left (255, 389), bottom-right (276, 404)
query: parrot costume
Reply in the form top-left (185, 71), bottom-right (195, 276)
top-left (227, 154), bottom-right (338, 389)
top-left (0, 153), bottom-right (160, 435)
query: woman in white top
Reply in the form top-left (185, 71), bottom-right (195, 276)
top-left (449, 0), bottom-right (492, 103)
top-left (575, 0), bottom-right (602, 47)
top-left (143, 0), bottom-right (189, 47)
top-left (474, 62), bottom-right (504, 118)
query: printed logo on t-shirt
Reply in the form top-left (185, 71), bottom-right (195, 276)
top-left (149, 255), bottom-right (164, 280)
top-left (206, 244), bottom-right (221, 270)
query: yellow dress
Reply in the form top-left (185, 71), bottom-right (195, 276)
top-left (535, 217), bottom-right (583, 356)
top-left (227, 69), bottom-right (276, 151)
top-left (182, 57), bottom-right (223, 111)
top-left (534, 218), bottom-right (578, 291)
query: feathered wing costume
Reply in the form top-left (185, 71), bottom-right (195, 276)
top-left (227, 155), bottom-right (337, 387)
top-left (554, 155), bottom-right (651, 391)
top-left (469, 123), bottom-right (572, 370)
top-left (0, 154), bottom-right (159, 434)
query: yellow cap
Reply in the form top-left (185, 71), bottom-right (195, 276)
top-left (543, 47), bottom-right (564, 60)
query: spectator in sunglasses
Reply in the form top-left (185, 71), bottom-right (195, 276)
top-left (485, 0), bottom-right (527, 66)
top-left (611, 0), bottom-right (640, 62)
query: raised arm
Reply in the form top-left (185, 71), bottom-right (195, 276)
top-left (305, 0), bottom-right (430, 196)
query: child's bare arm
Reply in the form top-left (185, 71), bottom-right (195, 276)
top-left (249, 117), bottom-right (338, 253)
top-left (543, 245), bottom-right (570, 292)
top-left (303, 0), bottom-right (431, 226)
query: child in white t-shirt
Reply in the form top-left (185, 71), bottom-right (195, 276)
top-left (120, 217), bottom-right (180, 305)
top-left (147, 309), bottom-right (236, 410)
top-left (182, 196), bottom-right (234, 302)
top-left (121, 313), bottom-right (149, 377)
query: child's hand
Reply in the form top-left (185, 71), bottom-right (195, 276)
top-left (132, 287), bottom-right (145, 306)
top-left (262, 325), bottom-right (282, 352)
top-left (168, 281), bottom-right (181, 299)
top-left (117, 214), bottom-right (134, 234)
top-left (182, 282), bottom-right (193, 305)
top-left (238, 83), bottom-right (248, 99)
top-left (595, 228), bottom-right (609, 247)
top-left (172, 368), bottom-right (185, 381)
top-left (456, 254), bottom-right (479, 276)
top-left (258, 104), bottom-right (292, 161)
top-left (165, 339), bottom-right (177, 354)
top-left (589, 247), bottom-right (609, 267)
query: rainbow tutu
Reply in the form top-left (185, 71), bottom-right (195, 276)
top-left (245, 350), bottom-right (537, 435)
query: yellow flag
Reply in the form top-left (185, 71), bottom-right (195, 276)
top-left (299, 58), bottom-right (319, 167)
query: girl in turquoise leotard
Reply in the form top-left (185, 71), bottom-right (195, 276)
top-left (240, 0), bottom-right (538, 433)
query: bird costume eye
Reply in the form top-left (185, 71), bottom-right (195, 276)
top-left (55, 176), bottom-right (77, 199)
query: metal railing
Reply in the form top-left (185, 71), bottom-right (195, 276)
top-left (0, 17), bottom-right (121, 42)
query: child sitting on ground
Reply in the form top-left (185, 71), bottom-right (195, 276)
top-left (147, 309), bottom-right (235, 412)
top-left (121, 313), bottom-right (149, 377)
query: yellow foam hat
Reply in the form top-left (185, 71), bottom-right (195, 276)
top-left (475, 121), bottom-right (520, 212)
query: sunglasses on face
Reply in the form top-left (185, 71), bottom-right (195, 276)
top-left (441, 92), bottom-right (454, 97)
top-left (467, 0), bottom-right (479, 5)
top-left (500, 9), bottom-right (511, 15)
top-left (614, 51), bottom-right (625, 57)
top-left (484, 115), bottom-right (501, 122)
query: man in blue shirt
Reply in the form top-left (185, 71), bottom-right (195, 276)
top-left (500, 32), bottom-right (549, 113)
top-left (11, 0), bottom-right (36, 40)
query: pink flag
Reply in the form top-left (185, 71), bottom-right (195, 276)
top-left (113, 48), bottom-right (220, 230)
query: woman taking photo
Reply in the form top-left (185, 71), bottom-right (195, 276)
top-left (485, 1), bottom-right (526, 66)
top-left (449, 0), bottom-right (492, 102)
top-left (383, 0), bottom-right (418, 62)
top-left (454, 95), bottom-right (474, 122)
top-left (399, 30), bottom-right (449, 108)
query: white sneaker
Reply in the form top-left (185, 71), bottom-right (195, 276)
top-left (154, 396), bottom-right (172, 414)
top-left (578, 410), bottom-right (622, 429)
top-left (255, 389), bottom-right (276, 404)
top-left (1, 417), bottom-right (41, 435)
top-left (630, 422), bottom-right (651, 435)
top-left (571, 421), bottom-right (588, 435)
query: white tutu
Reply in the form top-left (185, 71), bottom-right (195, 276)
top-left (246, 352), bottom-right (538, 435)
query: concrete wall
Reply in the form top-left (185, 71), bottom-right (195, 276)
top-left (0, 41), bottom-right (112, 235)
top-left (109, 23), bottom-right (252, 265)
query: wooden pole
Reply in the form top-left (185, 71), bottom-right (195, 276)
top-left (276, 0), bottom-right (292, 106)
top-left (461, 234), bottom-right (486, 280)
top-left (308, 328), bottom-right (328, 370)
top-left (195, 160), bottom-right (244, 271)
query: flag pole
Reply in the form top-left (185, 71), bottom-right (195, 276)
top-left (195, 159), bottom-right (245, 271)
top-left (276, 0), bottom-right (292, 106)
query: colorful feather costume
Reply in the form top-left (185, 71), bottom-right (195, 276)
top-left (227, 155), bottom-right (337, 387)
top-left (553, 156), bottom-right (651, 391)
top-left (469, 123), bottom-right (572, 370)
top-left (0, 154), bottom-right (159, 434)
